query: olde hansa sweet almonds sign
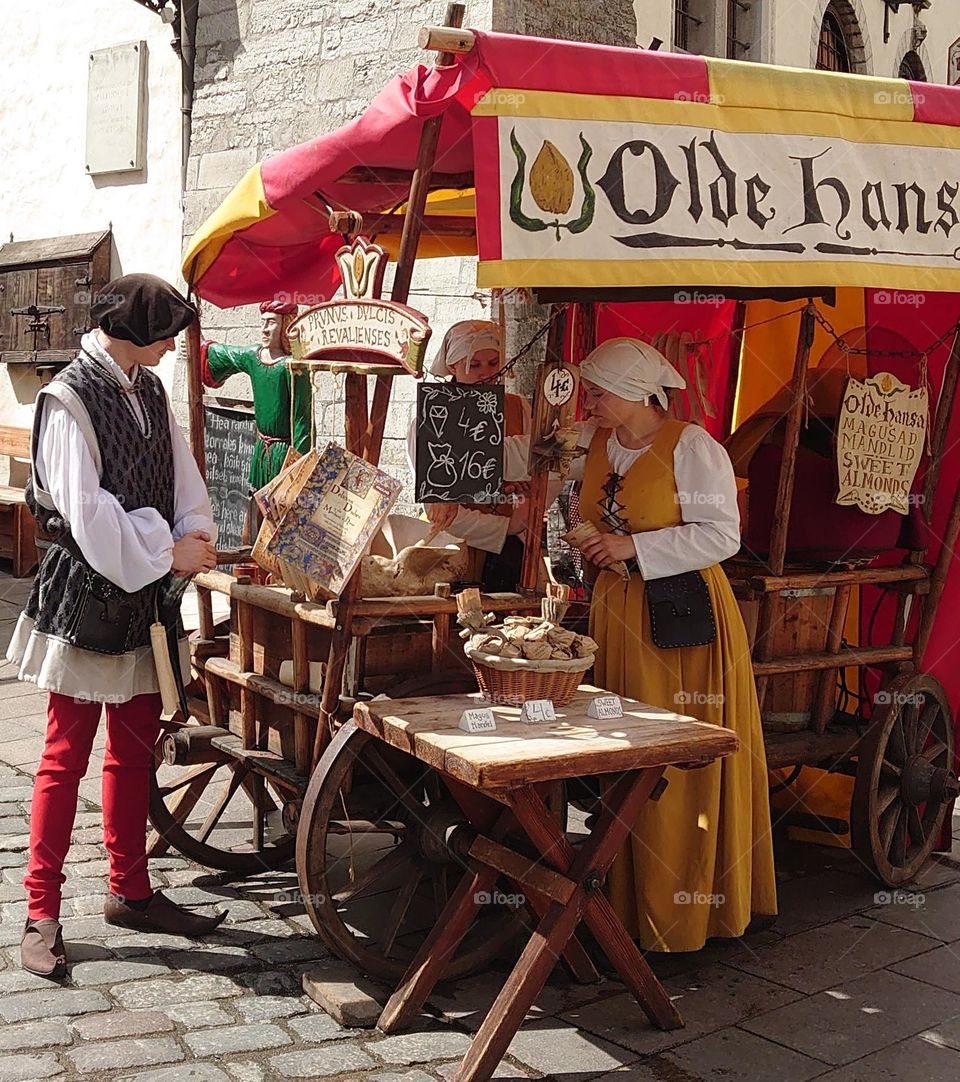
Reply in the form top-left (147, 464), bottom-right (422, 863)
top-left (836, 373), bottom-right (928, 515)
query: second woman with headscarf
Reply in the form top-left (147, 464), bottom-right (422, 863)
top-left (406, 319), bottom-right (534, 591)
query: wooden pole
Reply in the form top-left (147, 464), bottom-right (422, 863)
top-left (752, 304), bottom-right (815, 672)
top-left (184, 286), bottom-right (207, 478)
top-left (920, 325), bottom-right (960, 524)
top-left (518, 306), bottom-right (568, 594)
top-left (313, 373), bottom-right (369, 769)
top-left (417, 25), bottom-right (475, 54)
top-left (914, 482), bottom-right (960, 666)
top-left (767, 304), bottom-right (816, 577)
top-left (366, 1), bottom-right (465, 465)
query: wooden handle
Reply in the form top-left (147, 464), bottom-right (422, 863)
top-left (418, 25), bottom-right (475, 54)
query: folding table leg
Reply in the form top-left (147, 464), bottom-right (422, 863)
top-left (509, 775), bottom-right (683, 1031)
top-left (452, 886), bottom-right (588, 1082)
top-left (378, 808), bottom-right (517, 1034)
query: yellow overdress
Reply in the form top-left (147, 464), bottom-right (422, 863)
top-left (583, 419), bottom-right (777, 952)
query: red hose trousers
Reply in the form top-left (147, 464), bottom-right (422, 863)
top-left (24, 692), bottom-right (163, 920)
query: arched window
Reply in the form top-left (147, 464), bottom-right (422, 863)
top-left (817, 10), bottom-right (850, 71)
top-left (816, 1), bottom-right (867, 74)
top-left (898, 50), bottom-right (927, 82)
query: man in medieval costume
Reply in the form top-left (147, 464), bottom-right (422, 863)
top-left (8, 274), bottom-right (226, 979)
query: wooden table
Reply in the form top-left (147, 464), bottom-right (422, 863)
top-left (350, 685), bottom-right (740, 1082)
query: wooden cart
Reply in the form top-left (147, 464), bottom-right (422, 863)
top-left (154, 8), bottom-right (960, 992)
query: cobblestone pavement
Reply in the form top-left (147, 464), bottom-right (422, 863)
top-left (1, 575), bottom-right (960, 1080)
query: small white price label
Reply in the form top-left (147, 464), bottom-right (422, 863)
top-left (587, 696), bottom-right (623, 720)
top-left (520, 699), bottom-right (556, 724)
top-left (459, 708), bottom-right (497, 733)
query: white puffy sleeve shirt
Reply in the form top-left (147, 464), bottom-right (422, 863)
top-left (35, 392), bottom-right (216, 593)
top-left (569, 422), bottom-right (741, 580)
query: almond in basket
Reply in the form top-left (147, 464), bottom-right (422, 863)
top-left (521, 639), bottom-right (553, 661)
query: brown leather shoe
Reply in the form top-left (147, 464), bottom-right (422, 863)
top-left (104, 892), bottom-right (228, 937)
top-left (21, 919), bottom-right (67, 979)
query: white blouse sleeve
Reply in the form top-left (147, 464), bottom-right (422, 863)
top-left (167, 400), bottom-right (217, 543)
top-left (35, 399), bottom-right (176, 593)
top-left (632, 426), bottom-right (741, 580)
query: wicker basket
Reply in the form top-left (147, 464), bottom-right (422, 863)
top-left (465, 647), bottom-right (594, 708)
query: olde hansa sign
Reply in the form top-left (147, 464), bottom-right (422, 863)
top-left (471, 69), bottom-right (960, 293)
top-left (835, 373), bottom-right (928, 515)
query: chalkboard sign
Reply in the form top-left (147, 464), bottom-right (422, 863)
top-left (204, 404), bottom-right (256, 549)
top-left (415, 383), bottom-right (504, 504)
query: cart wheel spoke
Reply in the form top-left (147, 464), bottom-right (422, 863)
top-left (381, 870), bottom-right (423, 957)
top-left (197, 767), bottom-right (249, 844)
top-left (164, 764), bottom-right (220, 824)
top-left (922, 740), bottom-right (948, 764)
top-left (890, 808), bottom-right (909, 866)
top-left (876, 786), bottom-right (899, 817)
top-left (914, 701), bottom-right (939, 755)
top-left (880, 759), bottom-right (903, 783)
top-left (907, 806), bottom-right (926, 848)
top-left (332, 843), bottom-right (415, 905)
top-left (879, 802), bottom-right (902, 855)
top-left (157, 762), bottom-right (220, 799)
top-left (887, 718), bottom-right (908, 766)
top-left (364, 745), bottom-right (430, 822)
top-left (901, 701), bottom-right (920, 755)
top-left (432, 867), bottom-right (450, 919)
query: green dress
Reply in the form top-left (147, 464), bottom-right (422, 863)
top-left (205, 344), bottom-right (313, 489)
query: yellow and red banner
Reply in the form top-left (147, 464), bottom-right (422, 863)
top-left (471, 56), bottom-right (960, 293)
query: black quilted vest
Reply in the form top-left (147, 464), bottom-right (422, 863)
top-left (24, 351), bottom-right (175, 652)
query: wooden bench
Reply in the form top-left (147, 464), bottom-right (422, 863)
top-left (0, 426), bottom-right (38, 577)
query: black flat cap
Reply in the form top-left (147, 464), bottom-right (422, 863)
top-left (91, 274), bottom-right (197, 346)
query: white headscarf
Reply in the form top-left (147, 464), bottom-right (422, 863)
top-left (428, 319), bottom-right (502, 377)
top-left (579, 337), bottom-right (686, 409)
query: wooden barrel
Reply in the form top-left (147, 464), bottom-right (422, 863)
top-left (762, 587), bottom-right (838, 732)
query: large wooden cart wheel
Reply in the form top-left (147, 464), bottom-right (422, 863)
top-left (148, 719), bottom-right (296, 875)
top-left (295, 671), bottom-right (566, 983)
top-left (852, 672), bottom-right (959, 887)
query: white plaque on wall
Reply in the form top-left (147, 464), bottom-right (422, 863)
top-left (86, 41), bottom-right (147, 175)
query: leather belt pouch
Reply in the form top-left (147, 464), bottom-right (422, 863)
top-left (645, 570), bottom-right (716, 649)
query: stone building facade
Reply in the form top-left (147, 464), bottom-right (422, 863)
top-left (179, 0), bottom-right (638, 510)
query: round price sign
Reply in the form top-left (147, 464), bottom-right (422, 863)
top-left (543, 367), bottom-right (575, 407)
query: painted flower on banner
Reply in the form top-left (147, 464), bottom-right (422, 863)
top-left (509, 129), bottom-right (595, 240)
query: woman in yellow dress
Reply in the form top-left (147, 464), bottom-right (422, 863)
top-left (567, 337), bottom-right (776, 952)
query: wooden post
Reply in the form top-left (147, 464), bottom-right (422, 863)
top-left (914, 482), bottom-right (960, 665)
top-left (432, 582), bottom-right (452, 672)
top-left (183, 261), bottom-right (207, 478)
top-left (417, 24), bottom-right (475, 54)
top-left (291, 618), bottom-right (312, 775)
top-left (197, 585), bottom-right (215, 641)
top-left (920, 325), bottom-right (960, 524)
top-left (365, 1), bottom-right (465, 466)
top-left (519, 307), bottom-right (569, 594)
top-left (184, 304), bottom-right (207, 478)
top-left (767, 304), bottom-right (816, 577)
top-left (722, 300), bottom-right (747, 441)
top-left (752, 305), bottom-right (816, 672)
top-left (812, 584), bottom-right (852, 733)
top-left (314, 373), bottom-right (369, 769)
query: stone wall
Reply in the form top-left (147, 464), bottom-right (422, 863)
top-left (179, 0), bottom-right (637, 512)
